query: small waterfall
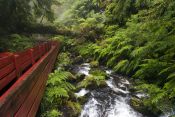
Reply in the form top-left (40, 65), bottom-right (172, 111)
top-left (78, 63), bottom-right (90, 76)
top-left (72, 63), bottom-right (174, 117)
top-left (79, 68), bottom-right (144, 117)
top-left (80, 98), bottom-right (101, 117)
top-left (75, 88), bottom-right (89, 97)
top-left (106, 96), bottom-right (142, 117)
top-left (106, 77), bottom-right (130, 94)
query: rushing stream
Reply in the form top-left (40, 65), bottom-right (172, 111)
top-left (74, 63), bottom-right (174, 117)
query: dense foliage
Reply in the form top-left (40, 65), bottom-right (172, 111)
top-left (40, 70), bottom-right (75, 116)
top-left (0, 34), bottom-right (36, 52)
top-left (40, 51), bottom-right (82, 116)
top-left (1, 0), bottom-right (175, 116)
top-left (56, 0), bottom-right (175, 115)
top-left (0, 0), bottom-right (61, 52)
top-left (0, 0), bottom-right (60, 33)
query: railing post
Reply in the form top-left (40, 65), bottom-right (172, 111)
top-left (13, 54), bottom-right (21, 78)
top-left (39, 45), bottom-right (42, 58)
top-left (30, 49), bottom-right (35, 65)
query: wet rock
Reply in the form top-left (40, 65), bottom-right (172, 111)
top-left (75, 73), bottom-right (86, 82)
top-left (90, 69), bottom-right (107, 77)
top-left (77, 96), bottom-right (89, 104)
top-left (130, 97), bottom-right (144, 110)
top-left (130, 97), bottom-right (157, 117)
top-left (129, 86), bottom-right (137, 93)
top-left (75, 88), bottom-right (89, 97)
top-left (86, 81), bottom-right (107, 90)
top-left (60, 101), bottom-right (81, 117)
top-left (68, 92), bottom-right (77, 102)
top-left (73, 56), bottom-right (84, 64)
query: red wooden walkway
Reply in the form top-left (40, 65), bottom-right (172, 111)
top-left (0, 41), bottom-right (60, 117)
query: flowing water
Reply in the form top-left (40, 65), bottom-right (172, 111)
top-left (74, 63), bottom-right (174, 117)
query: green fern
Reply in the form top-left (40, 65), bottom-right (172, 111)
top-left (136, 84), bottom-right (173, 113)
top-left (41, 109), bottom-right (62, 117)
top-left (67, 101), bottom-right (82, 115)
top-left (78, 70), bottom-right (106, 88)
top-left (46, 87), bottom-right (69, 99)
top-left (48, 70), bottom-right (75, 87)
top-left (164, 73), bottom-right (175, 90)
top-left (133, 59), bottom-right (168, 82)
top-left (41, 70), bottom-right (76, 115)
top-left (114, 59), bottom-right (129, 73)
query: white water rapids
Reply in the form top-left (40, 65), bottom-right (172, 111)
top-left (79, 69), bottom-right (143, 117)
top-left (74, 63), bottom-right (174, 117)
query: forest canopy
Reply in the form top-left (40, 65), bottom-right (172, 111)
top-left (0, 0), bottom-right (61, 33)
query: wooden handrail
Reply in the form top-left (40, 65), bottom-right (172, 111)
top-left (0, 41), bottom-right (60, 116)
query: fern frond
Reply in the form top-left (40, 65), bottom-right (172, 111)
top-left (47, 87), bottom-right (69, 99)
top-left (167, 73), bottom-right (175, 79)
top-left (107, 56), bottom-right (117, 67)
top-left (164, 73), bottom-right (175, 89)
top-left (67, 101), bottom-right (81, 115)
top-left (59, 81), bottom-right (76, 91)
top-left (115, 45), bottom-right (133, 56)
top-left (131, 46), bottom-right (147, 58)
top-left (114, 59), bottom-right (129, 72)
top-left (48, 70), bottom-right (75, 86)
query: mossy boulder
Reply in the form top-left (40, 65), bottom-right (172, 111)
top-left (60, 101), bottom-right (81, 117)
top-left (130, 97), bottom-right (144, 111)
top-left (66, 101), bottom-right (82, 117)
top-left (75, 73), bottom-right (86, 82)
top-left (77, 72), bottom-right (107, 89)
top-left (90, 69), bottom-right (107, 77)
top-left (73, 56), bottom-right (84, 64)
top-left (90, 60), bottom-right (99, 68)
top-left (77, 95), bottom-right (89, 104)
top-left (130, 97), bottom-right (159, 116)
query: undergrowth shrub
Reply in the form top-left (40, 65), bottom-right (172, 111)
top-left (78, 70), bottom-right (107, 88)
top-left (0, 34), bottom-right (35, 52)
top-left (81, 0), bottom-right (175, 114)
top-left (40, 70), bottom-right (76, 116)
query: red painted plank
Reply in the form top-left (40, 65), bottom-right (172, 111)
top-left (17, 55), bottom-right (30, 65)
top-left (0, 59), bottom-right (47, 115)
top-left (14, 44), bottom-right (55, 116)
top-left (0, 52), bottom-right (12, 58)
top-left (42, 45), bottom-right (45, 55)
top-left (21, 44), bottom-right (59, 117)
top-left (33, 53), bottom-right (40, 61)
top-left (0, 55), bottom-right (13, 69)
top-left (0, 41), bottom-right (60, 116)
top-left (33, 46), bottom-right (40, 61)
top-left (0, 63), bottom-right (15, 80)
top-left (0, 44), bottom-right (57, 116)
top-left (29, 49), bottom-right (35, 65)
top-left (27, 46), bottom-right (59, 117)
top-left (15, 63), bottom-right (47, 116)
top-left (14, 51), bottom-right (54, 116)
top-left (27, 76), bottom-right (48, 117)
top-left (20, 60), bottom-right (32, 72)
top-left (0, 70), bottom-right (17, 91)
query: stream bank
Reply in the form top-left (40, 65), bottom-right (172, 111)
top-left (72, 62), bottom-right (174, 117)
top-left (72, 63), bottom-right (147, 117)
top-left (38, 36), bottom-right (175, 117)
